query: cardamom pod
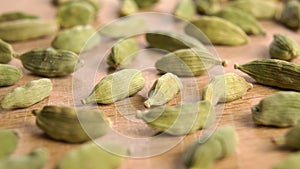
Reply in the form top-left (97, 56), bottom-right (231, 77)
top-left (185, 16), bottom-right (249, 46)
top-left (173, 0), bottom-right (196, 20)
top-left (203, 73), bottom-right (253, 105)
top-left (146, 31), bottom-right (206, 52)
top-left (183, 126), bottom-right (238, 169)
top-left (272, 152), bottom-right (300, 169)
top-left (136, 101), bottom-right (215, 135)
top-left (0, 78), bottom-right (52, 109)
top-left (133, 0), bottom-right (159, 8)
top-left (214, 7), bottom-right (266, 35)
top-left (144, 73), bottom-right (182, 108)
top-left (81, 69), bottom-right (145, 104)
top-left (20, 48), bottom-right (81, 77)
top-left (0, 64), bottom-right (22, 87)
top-left (119, 0), bottom-right (138, 16)
top-left (53, 0), bottom-right (100, 11)
top-left (273, 124), bottom-right (300, 149)
top-left (269, 34), bottom-right (300, 61)
top-left (56, 142), bottom-right (127, 169)
top-left (0, 19), bottom-right (58, 42)
top-left (0, 39), bottom-right (14, 63)
top-left (0, 129), bottom-right (18, 160)
top-left (0, 148), bottom-right (48, 169)
top-left (155, 48), bottom-right (227, 77)
top-left (107, 38), bottom-right (139, 69)
top-left (33, 105), bottom-right (109, 143)
top-left (234, 59), bottom-right (300, 91)
top-left (279, 0), bottom-right (300, 30)
top-left (0, 12), bottom-right (39, 23)
top-left (195, 0), bottom-right (221, 15)
top-left (52, 25), bottom-right (99, 54)
top-left (252, 91), bottom-right (300, 127)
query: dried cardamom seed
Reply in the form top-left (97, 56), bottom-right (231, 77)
top-left (119, 0), bottom-right (138, 16)
top-left (53, 0), bottom-right (100, 11)
top-left (203, 73), bottom-right (253, 105)
top-left (195, 0), bottom-right (221, 15)
top-left (0, 19), bottom-right (58, 42)
top-left (279, 0), bottom-right (300, 30)
top-left (136, 101), bottom-right (215, 135)
top-left (173, 0), bottom-right (196, 20)
top-left (0, 129), bottom-right (18, 160)
top-left (33, 105), bottom-right (109, 143)
top-left (272, 152), bottom-right (300, 169)
top-left (0, 64), bottom-right (22, 87)
top-left (20, 48), bottom-right (81, 77)
top-left (107, 38), bottom-right (139, 69)
top-left (155, 48), bottom-right (227, 77)
top-left (0, 148), bottom-right (48, 169)
top-left (185, 16), bottom-right (248, 46)
top-left (56, 142), bottom-right (127, 169)
top-left (81, 69), bottom-right (145, 104)
top-left (0, 12), bottom-right (39, 23)
top-left (273, 124), bottom-right (300, 149)
top-left (144, 73), bottom-right (182, 108)
top-left (0, 39), bottom-right (14, 64)
top-left (133, 0), bottom-right (159, 8)
top-left (269, 34), bottom-right (300, 61)
top-left (183, 126), bottom-right (238, 169)
top-left (234, 59), bottom-right (300, 91)
top-left (0, 78), bottom-right (52, 110)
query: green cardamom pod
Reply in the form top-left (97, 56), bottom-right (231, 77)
top-left (195, 0), bottom-right (221, 15)
top-left (234, 59), bottom-right (300, 91)
top-left (272, 152), bottom-right (300, 169)
top-left (279, 0), bottom-right (300, 30)
top-left (183, 126), bottom-right (239, 169)
top-left (0, 129), bottom-right (18, 160)
top-left (269, 34), bottom-right (300, 61)
top-left (20, 48), bottom-right (81, 77)
top-left (0, 19), bottom-right (58, 42)
top-left (137, 101), bottom-right (215, 135)
top-left (144, 73), bottom-right (182, 108)
top-left (185, 16), bottom-right (248, 46)
top-left (273, 124), bottom-right (300, 150)
top-left (0, 78), bottom-right (52, 109)
top-left (0, 39), bottom-right (14, 63)
top-left (203, 73), bottom-right (253, 105)
top-left (53, 0), bottom-right (100, 11)
top-left (173, 0), bottom-right (196, 20)
top-left (56, 142), bottom-right (127, 169)
top-left (119, 0), bottom-right (138, 16)
top-left (0, 12), bottom-right (39, 23)
top-left (56, 1), bottom-right (96, 28)
top-left (107, 38), bottom-right (139, 69)
top-left (214, 7), bottom-right (266, 35)
top-left (133, 0), bottom-right (159, 8)
top-left (82, 69), bottom-right (145, 104)
top-left (33, 105), bottom-right (109, 143)
top-left (0, 64), bottom-right (22, 87)
top-left (0, 148), bottom-right (48, 169)
top-left (52, 25), bottom-right (99, 54)
top-left (155, 48), bottom-right (227, 77)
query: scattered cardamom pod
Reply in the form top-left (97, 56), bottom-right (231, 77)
top-left (0, 148), bottom-right (48, 169)
top-left (20, 48), bottom-right (81, 77)
top-left (133, 0), bottom-right (159, 8)
top-left (119, 0), bottom-right (138, 16)
top-left (81, 69), bottom-right (145, 104)
top-left (0, 64), bottom-right (22, 87)
top-left (272, 152), bottom-right (300, 169)
top-left (0, 129), bottom-right (18, 160)
top-left (279, 0), bottom-right (300, 30)
top-left (273, 124), bottom-right (300, 150)
top-left (107, 38), bottom-right (139, 69)
top-left (0, 12), bottom-right (38, 23)
top-left (185, 16), bottom-right (248, 46)
top-left (173, 0), bottom-right (196, 20)
top-left (56, 142), bottom-right (127, 169)
top-left (269, 34), bottom-right (300, 61)
top-left (52, 25), bottom-right (99, 54)
top-left (203, 73), bottom-right (253, 105)
top-left (137, 101), bottom-right (215, 135)
top-left (155, 49), bottom-right (227, 77)
top-left (195, 0), bottom-right (221, 15)
top-left (252, 91), bottom-right (300, 127)
top-left (53, 0), bottom-right (100, 11)
top-left (0, 39), bottom-right (14, 64)
top-left (0, 78), bottom-right (52, 110)
top-left (0, 19), bottom-right (58, 42)
top-left (144, 73), bottom-right (182, 108)
top-left (33, 105), bottom-right (109, 143)
top-left (183, 126), bottom-right (239, 169)
top-left (234, 59), bottom-right (300, 91)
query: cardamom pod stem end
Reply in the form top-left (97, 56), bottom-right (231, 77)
top-left (222, 60), bottom-right (228, 67)
top-left (272, 135), bottom-right (286, 146)
top-left (81, 95), bottom-right (95, 105)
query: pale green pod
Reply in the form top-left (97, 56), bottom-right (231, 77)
top-left (185, 16), bottom-right (248, 46)
top-left (0, 148), bottom-right (48, 169)
top-left (269, 34), bottom-right (300, 61)
top-left (0, 64), bottom-right (22, 87)
top-left (33, 105), bottom-right (109, 143)
top-left (107, 38), bottom-right (139, 69)
top-left (155, 49), bottom-right (227, 77)
top-left (144, 73), bottom-right (183, 108)
top-left (272, 152), bottom-right (300, 169)
top-left (0, 78), bottom-right (52, 109)
top-left (183, 126), bottom-right (239, 169)
top-left (56, 142), bottom-right (127, 169)
top-left (137, 101), bottom-right (215, 135)
top-left (252, 91), bottom-right (300, 127)
top-left (173, 0), bottom-right (196, 20)
top-left (20, 48), bottom-right (81, 77)
top-left (195, 0), bottom-right (222, 15)
top-left (0, 129), bottom-right (18, 160)
top-left (0, 19), bottom-right (58, 42)
top-left (133, 0), bottom-right (159, 8)
top-left (274, 124), bottom-right (300, 150)
top-left (0, 39), bottom-right (14, 63)
top-left (81, 69), bottom-right (145, 104)
top-left (0, 12), bottom-right (39, 23)
top-left (279, 0), bottom-right (300, 30)
top-left (53, 0), bottom-right (101, 11)
top-left (52, 25), bottom-right (99, 54)
top-left (119, 0), bottom-right (138, 16)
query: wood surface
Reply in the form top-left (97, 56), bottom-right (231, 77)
top-left (1, 0), bottom-right (300, 169)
